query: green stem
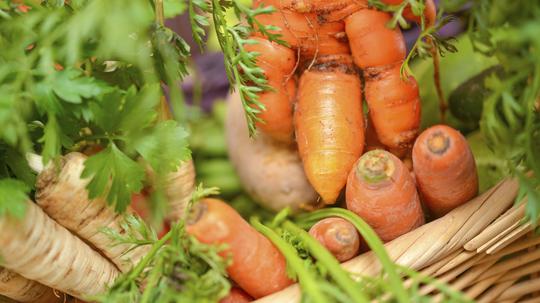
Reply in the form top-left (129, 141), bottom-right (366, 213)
top-left (127, 231), bottom-right (171, 281)
top-left (250, 217), bottom-right (328, 303)
top-left (295, 208), bottom-right (409, 303)
top-left (155, 0), bottom-right (165, 26)
top-left (140, 257), bottom-right (164, 303)
top-left (283, 221), bottom-right (368, 303)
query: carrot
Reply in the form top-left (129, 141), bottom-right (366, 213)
top-left (412, 124), bottom-right (479, 217)
top-left (186, 198), bottom-right (293, 298)
top-left (245, 37), bottom-right (296, 143)
top-left (0, 201), bottom-right (119, 299)
top-left (295, 54), bottom-right (364, 204)
top-left (219, 286), bottom-right (253, 303)
top-left (346, 149), bottom-right (424, 242)
top-left (308, 217), bottom-right (361, 262)
top-left (365, 115), bottom-right (386, 152)
top-left (253, 0), bottom-right (350, 56)
top-left (345, 9), bottom-right (421, 151)
top-left (36, 152), bottom-right (150, 273)
top-left (380, 0), bottom-right (437, 26)
top-left (0, 268), bottom-right (62, 303)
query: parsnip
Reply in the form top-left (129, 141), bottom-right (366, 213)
top-left (36, 152), bottom-right (149, 273)
top-left (0, 201), bottom-right (119, 299)
top-left (225, 92), bottom-right (318, 212)
top-left (0, 267), bottom-right (62, 303)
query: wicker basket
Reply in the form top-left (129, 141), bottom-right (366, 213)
top-left (256, 179), bottom-right (540, 302)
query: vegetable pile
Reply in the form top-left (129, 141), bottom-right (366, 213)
top-left (0, 0), bottom-right (538, 302)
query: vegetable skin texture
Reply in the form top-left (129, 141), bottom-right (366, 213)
top-left (245, 37), bottom-right (296, 144)
top-left (36, 152), bottom-right (150, 273)
top-left (186, 198), bottom-right (293, 298)
top-left (412, 125), bottom-right (479, 217)
top-left (346, 150), bottom-right (424, 242)
top-left (308, 217), bottom-right (361, 262)
top-left (345, 9), bottom-right (421, 150)
top-left (0, 201), bottom-right (119, 299)
top-left (253, 0), bottom-right (350, 56)
top-left (219, 287), bottom-right (253, 303)
top-left (0, 268), bottom-right (62, 303)
top-left (161, 159), bottom-right (196, 221)
top-left (295, 54), bottom-right (365, 204)
top-left (226, 91), bottom-right (318, 212)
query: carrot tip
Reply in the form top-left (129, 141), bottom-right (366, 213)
top-left (186, 202), bottom-right (207, 225)
top-left (426, 131), bottom-right (450, 154)
top-left (356, 150), bottom-right (395, 183)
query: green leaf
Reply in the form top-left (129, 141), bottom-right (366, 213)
top-left (40, 113), bottom-right (62, 164)
top-left (81, 143), bottom-right (145, 212)
top-left (52, 69), bottom-right (107, 104)
top-left (0, 178), bottom-right (29, 219)
top-left (131, 120), bottom-right (190, 176)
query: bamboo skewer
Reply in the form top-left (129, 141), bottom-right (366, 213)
top-left (498, 277), bottom-right (540, 301)
top-left (486, 222), bottom-right (533, 254)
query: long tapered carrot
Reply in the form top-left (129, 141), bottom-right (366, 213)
top-left (245, 37), bottom-right (296, 143)
top-left (0, 201), bottom-right (119, 299)
top-left (346, 149), bottom-right (424, 242)
top-left (186, 198), bottom-right (293, 298)
top-left (0, 267), bottom-right (63, 303)
top-left (253, 0), bottom-right (350, 56)
top-left (295, 54), bottom-right (364, 204)
top-left (308, 217), bottom-right (361, 262)
top-left (36, 152), bottom-right (150, 273)
top-left (412, 125), bottom-right (479, 217)
top-left (345, 9), bottom-right (421, 151)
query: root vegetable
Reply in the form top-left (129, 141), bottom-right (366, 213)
top-left (226, 91), bottom-right (318, 212)
top-left (219, 287), bottom-right (253, 303)
top-left (162, 159), bottom-right (196, 221)
top-left (0, 267), bottom-right (62, 303)
top-left (0, 201), bottom-right (119, 299)
top-left (412, 124), bottom-right (479, 217)
top-left (295, 54), bottom-right (365, 204)
top-left (346, 149), bottom-right (424, 242)
top-left (186, 198), bottom-right (293, 298)
top-left (308, 217), bottom-right (361, 262)
top-left (36, 152), bottom-right (150, 273)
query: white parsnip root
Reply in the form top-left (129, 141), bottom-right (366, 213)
top-left (0, 201), bottom-right (119, 299)
top-left (35, 152), bottom-right (150, 273)
top-left (0, 267), bottom-right (62, 303)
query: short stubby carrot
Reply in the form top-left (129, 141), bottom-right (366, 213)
top-left (253, 0), bottom-right (350, 56)
top-left (381, 0), bottom-right (437, 26)
top-left (295, 54), bottom-right (365, 204)
top-left (186, 198), bottom-right (293, 298)
top-left (345, 9), bottom-right (421, 151)
top-left (346, 149), bottom-right (424, 242)
top-left (245, 37), bottom-right (296, 143)
top-left (309, 217), bottom-right (361, 262)
top-left (412, 124), bottom-right (479, 217)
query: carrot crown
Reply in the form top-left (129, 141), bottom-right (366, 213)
top-left (426, 131), bottom-right (451, 155)
top-left (356, 150), bottom-right (395, 183)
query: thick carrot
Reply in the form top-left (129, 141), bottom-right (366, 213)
top-left (365, 115), bottom-right (386, 152)
top-left (186, 198), bottom-right (293, 298)
top-left (219, 287), bottom-right (253, 303)
top-left (308, 217), bottom-right (361, 262)
top-left (245, 37), bottom-right (296, 143)
top-left (345, 9), bottom-right (421, 151)
top-left (381, 0), bottom-right (437, 26)
top-left (282, 0), bottom-right (367, 22)
top-left (36, 152), bottom-right (150, 273)
top-left (412, 124), bottom-right (479, 217)
top-left (0, 201), bottom-right (119, 299)
top-left (253, 0), bottom-right (350, 56)
top-left (346, 149), bottom-right (424, 242)
top-left (0, 268), bottom-right (62, 303)
top-left (295, 54), bottom-right (364, 204)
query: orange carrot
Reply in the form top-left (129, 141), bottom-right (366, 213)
top-left (308, 217), bottom-right (361, 262)
top-left (345, 9), bottom-right (421, 151)
top-left (253, 0), bottom-right (350, 56)
top-left (346, 149), bottom-right (424, 242)
top-left (365, 115), bottom-right (386, 152)
top-left (295, 54), bottom-right (365, 204)
top-left (219, 287), bottom-right (253, 303)
top-left (186, 198), bottom-right (293, 298)
top-left (412, 125), bottom-right (479, 217)
top-left (381, 0), bottom-right (437, 26)
top-left (245, 37), bottom-right (296, 143)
